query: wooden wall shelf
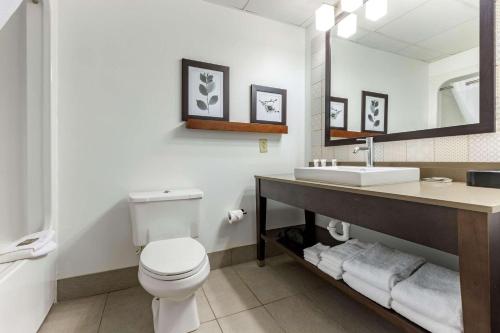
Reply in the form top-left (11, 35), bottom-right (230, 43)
top-left (186, 119), bottom-right (288, 134)
top-left (330, 129), bottom-right (382, 139)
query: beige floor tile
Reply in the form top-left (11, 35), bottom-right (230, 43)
top-left (196, 289), bottom-right (216, 323)
top-left (203, 267), bottom-right (260, 318)
top-left (98, 287), bottom-right (154, 333)
top-left (269, 255), bottom-right (327, 288)
top-left (233, 260), bottom-right (298, 304)
top-left (265, 294), bottom-right (344, 333)
top-left (218, 307), bottom-right (284, 333)
top-left (234, 255), bottom-right (328, 304)
top-left (38, 294), bottom-right (106, 333)
top-left (195, 320), bottom-right (222, 333)
top-left (304, 286), bottom-right (401, 333)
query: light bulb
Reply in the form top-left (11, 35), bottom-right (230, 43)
top-left (366, 0), bottom-right (387, 21)
top-left (315, 4), bottom-right (336, 32)
top-left (337, 14), bottom-right (357, 39)
top-left (341, 0), bottom-right (363, 13)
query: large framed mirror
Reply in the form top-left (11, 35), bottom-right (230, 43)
top-left (325, 0), bottom-right (495, 146)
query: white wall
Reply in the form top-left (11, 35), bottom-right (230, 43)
top-left (56, 0), bottom-right (306, 279)
top-left (0, 3), bottom-right (27, 243)
top-left (331, 37), bottom-right (429, 134)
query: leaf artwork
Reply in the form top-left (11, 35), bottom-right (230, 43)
top-left (367, 98), bottom-right (382, 129)
top-left (259, 98), bottom-right (280, 113)
top-left (196, 71), bottom-right (219, 114)
top-left (197, 100), bottom-right (208, 110)
top-left (209, 95), bottom-right (218, 105)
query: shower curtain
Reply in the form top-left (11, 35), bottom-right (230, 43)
top-left (451, 77), bottom-right (480, 124)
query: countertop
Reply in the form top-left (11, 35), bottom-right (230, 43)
top-left (256, 174), bottom-right (500, 213)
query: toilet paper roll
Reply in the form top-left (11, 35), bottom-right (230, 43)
top-left (228, 209), bottom-right (246, 224)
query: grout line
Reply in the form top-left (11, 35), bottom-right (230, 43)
top-left (215, 304), bottom-right (262, 320)
top-left (201, 287), bottom-right (217, 320)
top-left (204, 266), bottom-right (261, 320)
top-left (215, 318), bottom-right (224, 332)
top-left (96, 293), bottom-right (109, 333)
top-left (231, 264), bottom-right (264, 306)
top-left (261, 302), bottom-right (287, 332)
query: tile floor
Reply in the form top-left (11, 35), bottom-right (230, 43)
top-left (38, 255), bottom-right (402, 333)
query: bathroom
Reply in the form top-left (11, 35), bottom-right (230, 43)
top-left (0, 0), bottom-right (497, 332)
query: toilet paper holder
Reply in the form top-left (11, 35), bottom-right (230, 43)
top-left (227, 209), bottom-right (248, 224)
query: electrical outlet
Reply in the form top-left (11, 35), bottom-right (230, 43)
top-left (259, 139), bottom-right (268, 153)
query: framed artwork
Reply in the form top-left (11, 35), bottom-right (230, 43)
top-left (182, 59), bottom-right (229, 121)
top-left (327, 97), bottom-right (348, 130)
top-left (361, 91), bottom-right (388, 134)
top-left (250, 85), bottom-right (287, 125)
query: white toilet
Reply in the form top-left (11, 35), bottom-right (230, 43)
top-left (128, 189), bottom-right (209, 333)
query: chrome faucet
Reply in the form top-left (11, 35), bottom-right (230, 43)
top-left (353, 137), bottom-right (374, 167)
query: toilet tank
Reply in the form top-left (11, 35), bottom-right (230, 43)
top-left (128, 189), bottom-right (203, 247)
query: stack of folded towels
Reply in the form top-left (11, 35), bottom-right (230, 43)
top-left (391, 263), bottom-right (463, 333)
top-left (303, 243), bottom-right (330, 266)
top-left (317, 239), bottom-right (372, 280)
top-left (342, 243), bottom-right (425, 308)
top-left (0, 230), bottom-right (57, 264)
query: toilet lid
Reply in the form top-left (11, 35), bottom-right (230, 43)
top-left (140, 238), bottom-right (206, 276)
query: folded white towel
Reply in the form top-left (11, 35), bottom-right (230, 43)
top-left (305, 257), bottom-right (320, 266)
top-left (319, 239), bottom-right (372, 273)
top-left (317, 262), bottom-right (343, 280)
top-left (0, 241), bottom-right (57, 264)
top-left (392, 301), bottom-right (462, 333)
top-left (303, 243), bottom-right (330, 266)
top-left (304, 243), bottom-right (329, 255)
top-left (343, 243), bottom-right (425, 292)
top-left (343, 272), bottom-right (392, 308)
top-left (0, 230), bottom-right (55, 256)
top-left (391, 263), bottom-right (462, 331)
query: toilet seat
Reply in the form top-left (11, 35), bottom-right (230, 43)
top-left (140, 238), bottom-right (207, 281)
top-left (140, 256), bottom-right (208, 281)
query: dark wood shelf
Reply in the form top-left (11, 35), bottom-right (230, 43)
top-left (330, 129), bottom-right (382, 139)
top-left (186, 119), bottom-right (288, 134)
top-left (262, 226), bottom-right (427, 333)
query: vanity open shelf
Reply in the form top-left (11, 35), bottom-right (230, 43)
top-left (186, 119), bottom-right (288, 134)
top-left (256, 174), bottom-right (500, 333)
top-left (262, 225), bottom-right (426, 333)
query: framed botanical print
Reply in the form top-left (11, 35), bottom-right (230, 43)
top-left (327, 97), bottom-right (348, 130)
top-left (361, 91), bottom-right (388, 134)
top-left (182, 59), bottom-right (229, 121)
top-left (250, 85), bottom-right (287, 125)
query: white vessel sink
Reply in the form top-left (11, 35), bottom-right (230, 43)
top-left (294, 166), bottom-right (420, 187)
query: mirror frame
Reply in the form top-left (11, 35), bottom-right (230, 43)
top-left (324, 0), bottom-right (496, 146)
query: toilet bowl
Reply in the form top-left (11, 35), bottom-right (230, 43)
top-left (138, 237), bottom-right (210, 333)
top-left (128, 188), bottom-right (206, 332)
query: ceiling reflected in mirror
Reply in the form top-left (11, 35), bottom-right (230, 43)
top-left (326, 0), bottom-right (481, 144)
